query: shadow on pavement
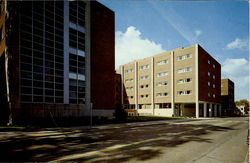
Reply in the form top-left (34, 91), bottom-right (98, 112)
top-left (0, 122), bottom-right (234, 162)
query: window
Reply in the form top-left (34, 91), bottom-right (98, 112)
top-left (156, 92), bottom-right (168, 97)
top-left (140, 64), bottom-right (149, 70)
top-left (186, 54), bottom-right (192, 59)
top-left (186, 67), bottom-right (192, 72)
top-left (208, 93), bottom-right (210, 97)
top-left (213, 94), bottom-right (216, 98)
top-left (156, 81), bottom-right (168, 86)
top-left (140, 75), bottom-right (149, 80)
top-left (178, 90), bottom-right (191, 95)
top-left (208, 72), bottom-right (210, 76)
top-left (213, 84), bottom-right (215, 88)
top-left (126, 87), bottom-right (133, 91)
top-left (213, 75), bottom-right (215, 79)
top-left (221, 84), bottom-right (224, 87)
top-left (157, 72), bottom-right (168, 77)
top-left (178, 79), bottom-right (184, 84)
top-left (178, 56), bottom-right (183, 61)
top-left (186, 78), bottom-right (191, 83)
top-left (208, 82), bottom-right (210, 86)
top-left (178, 54), bottom-right (192, 61)
top-left (125, 69), bottom-right (133, 73)
top-left (177, 91), bottom-right (183, 95)
top-left (125, 78), bottom-right (133, 83)
top-left (213, 64), bottom-right (215, 68)
top-left (208, 60), bottom-right (210, 64)
top-left (157, 59), bottom-right (168, 65)
top-left (178, 67), bottom-right (192, 73)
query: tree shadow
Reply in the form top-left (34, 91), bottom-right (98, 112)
top-left (0, 121), bottom-right (234, 162)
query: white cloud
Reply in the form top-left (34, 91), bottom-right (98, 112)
top-left (222, 58), bottom-right (249, 100)
top-left (195, 30), bottom-right (202, 37)
top-left (115, 26), bottom-right (165, 69)
top-left (226, 38), bottom-right (249, 51)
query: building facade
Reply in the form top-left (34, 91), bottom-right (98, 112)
top-left (221, 78), bottom-right (235, 116)
top-left (119, 44), bottom-right (221, 118)
top-left (0, 0), bottom-right (115, 125)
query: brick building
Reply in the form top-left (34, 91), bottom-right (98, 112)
top-left (221, 78), bottom-right (235, 116)
top-left (119, 44), bottom-right (221, 118)
top-left (0, 0), bottom-right (115, 125)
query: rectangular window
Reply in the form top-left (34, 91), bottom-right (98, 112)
top-left (208, 72), bottom-right (210, 76)
top-left (140, 64), bottom-right (149, 70)
top-left (157, 72), bottom-right (168, 77)
top-left (125, 69), bottom-right (133, 73)
top-left (157, 59), bottom-right (168, 65)
top-left (208, 82), bottom-right (210, 86)
top-left (208, 60), bottom-right (210, 64)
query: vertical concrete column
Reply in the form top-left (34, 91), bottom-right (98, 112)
top-left (171, 51), bottom-right (175, 117)
top-left (214, 104), bottom-right (217, 117)
top-left (209, 103), bottom-right (212, 117)
top-left (135, 62), bottom-right (138, 110)
top-left (121, 66), bottom-right (124, 106)
top-left (219, 104), bottom-right (222, 117)
top-left (151, 57), bottom-right (154, 115)
top-left (85, 1), bottom-right (91, 110)
top-left (204, 103), bottom-right (207, 117)
top-left (64, 0), bottom-right (69, 104)
top-left (195, 44), bottom-right (199, 118)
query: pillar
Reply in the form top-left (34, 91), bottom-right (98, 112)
top-left (209, 103), bottom-right (212, 117)
top-left (203, 103), bottom-right (207, 117)
top-left (151, 57), bottom-right (154, 115)
top-left (195, 44), bottom-right (199, 118)
top-left (135, 62), bottom-right (138, 110)
top-left (214, 104), bottom-right (217, 117)
top-left (171, 51), bottom-right (175, 117)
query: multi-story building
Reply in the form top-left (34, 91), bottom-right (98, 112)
top-left (0, 0), bottom-right (115, 125)
top-left (221, 78), bottom-right (235, 116)
top-left (119, 44), bottom-right (221, 118)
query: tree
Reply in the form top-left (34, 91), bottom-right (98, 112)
top-left (235, 99), bottom-right (249, 111)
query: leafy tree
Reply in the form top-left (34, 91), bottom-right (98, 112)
top-left (235, 99), bottom-right (249, 111)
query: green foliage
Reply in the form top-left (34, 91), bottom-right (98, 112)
top-left (235, 99), bottom-right (249, 110)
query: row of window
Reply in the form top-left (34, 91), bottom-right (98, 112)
top-left (208, 93), bottom-right (216, 98)
top-left (156, 81), bottom-right (168, 86)
top-left (208, 72), bottom-right (216, 79)
top-left (126, 87), bottom-right (133, 91)
top-left (177, 90), bottom-right (192, 95)
top-left (157, 59), bottom-right (168, 65)
top-left (140, 84), bottom-right (149, 89)
top-left (208, 82), bottom-right (216, 88)
top-left (177, 78), bottom-right (191, 84)
top-left (125, 68), bottom-right (133, 73)
top-left (178, 67), bottom-right (192, 73)
top-left (178, 54), bottom-right (192, 61)
top-left (208, 60), bottom-right (216, 69)
top-left (156, 71), bottom-right (168, 77)
top-left (156, 92), bottom-right (168, 97)
top-left (140, 64), bottom-right (149, 70)
top-left (140, 75), bottom-right (149, 80)
top-left (21, 95), bottom-right (64, 103)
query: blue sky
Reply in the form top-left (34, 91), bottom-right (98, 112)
top-left (100, 0), bottom-right (249, 101)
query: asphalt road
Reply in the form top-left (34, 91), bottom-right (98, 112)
top-left (0, 117), bottom-right (248, 162)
